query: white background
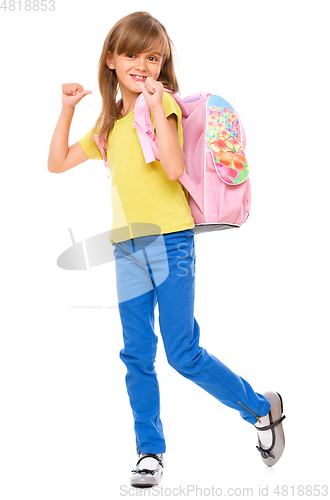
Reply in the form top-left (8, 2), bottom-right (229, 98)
top-left (1, 0), bottom-right (329, 498)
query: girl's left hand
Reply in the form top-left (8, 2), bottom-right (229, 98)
top-left (135, 77), bottom-right (163, 110)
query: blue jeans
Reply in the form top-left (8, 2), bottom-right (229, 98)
top-left (114, 228), bottom-right (271, 455)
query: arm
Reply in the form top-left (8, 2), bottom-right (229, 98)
top-left (48, 83), bottom-right (92, 173)
top-left (135, 78), bottom-right (185, 181)
top-left (152, 109), bottom-right (185, 181)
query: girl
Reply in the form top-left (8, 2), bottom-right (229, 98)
top-left (48, 11), bottom-right (286, 488)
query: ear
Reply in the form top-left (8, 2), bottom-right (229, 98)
top-left (106, 51), bottom-right (115, 70)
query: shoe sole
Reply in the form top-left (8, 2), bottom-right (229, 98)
top-left (130, 470), bottom-right (163, 488)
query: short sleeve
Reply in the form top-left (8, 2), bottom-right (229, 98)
top-left (162, 91), bottom-right (182, 121)
top-left (151, 92), bottom-right (183, 148)
top-left (78, 129), bottom-right (103, 161)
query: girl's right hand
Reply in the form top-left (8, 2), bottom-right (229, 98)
top-left (61, 83), bottom-right (92, 108)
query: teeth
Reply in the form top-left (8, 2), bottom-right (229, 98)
top-left (132, 75), bottom-right (145, 79)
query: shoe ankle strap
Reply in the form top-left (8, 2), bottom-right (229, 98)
top-left (254, 414), bottom-right (286, 431)
top-left (136, 453), bottom-right (163, 468)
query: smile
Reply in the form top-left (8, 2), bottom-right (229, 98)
top-left (130, 75), bottom-right (147, 81)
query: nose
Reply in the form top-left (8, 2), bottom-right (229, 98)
top-left (134, 56), bottom-right (147, 72)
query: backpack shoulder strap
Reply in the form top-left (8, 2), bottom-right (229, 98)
top-left (132, 93), bottom-right (160, 164)
top-left (132, 89), bottom-right (192, 164)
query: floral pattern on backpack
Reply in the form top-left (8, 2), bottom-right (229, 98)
top-left (207, 105), bottom-right (249, 185)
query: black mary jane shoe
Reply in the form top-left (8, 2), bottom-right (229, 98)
top-left (254, 391), bottom-right (286, 467)
top-left (130, 453), bottom-right (164, 488)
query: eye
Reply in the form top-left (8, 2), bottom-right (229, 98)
top-left (126, 54), bottom-right (136, 59)
top-left (148, 56), bottom-right (157, 62)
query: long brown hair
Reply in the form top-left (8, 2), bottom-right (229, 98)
top-left (89, 11), bottom-right (180, 149)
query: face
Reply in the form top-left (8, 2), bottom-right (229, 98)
top-left (106, 48), bottom-right (165, 101)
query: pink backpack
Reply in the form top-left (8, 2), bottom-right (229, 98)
top-left (94, 90), bottom-right (251, 234)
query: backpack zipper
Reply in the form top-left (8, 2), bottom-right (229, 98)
top-left (238, 401), bottom-right (262, 423)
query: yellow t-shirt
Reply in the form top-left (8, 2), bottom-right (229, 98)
top-left (78, 91), bottom-right (195, 246)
